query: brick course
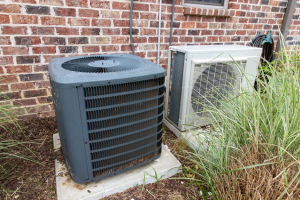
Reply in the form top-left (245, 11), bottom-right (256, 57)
top-left (0, 0), bottom-right (298, 118)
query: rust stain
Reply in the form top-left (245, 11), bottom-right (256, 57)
top-left (62, 182), bottom-right (66, 186)
top-left (74, 184), bottom-right (87, 190)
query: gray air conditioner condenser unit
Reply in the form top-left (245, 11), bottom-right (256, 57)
top-left (49, 54), bottom-right (165, 183)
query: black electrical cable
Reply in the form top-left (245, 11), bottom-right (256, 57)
top-left (129, 0), bottom-right (135, 55)
top-left (249, 34), bottom-right (274, 64)
top-left (169, 0), bottom-right (175, 46)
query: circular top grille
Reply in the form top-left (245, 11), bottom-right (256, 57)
top-left (191, 63), bottom-right (235, 116)
top-left (61, 55), bottom-right (144, 73)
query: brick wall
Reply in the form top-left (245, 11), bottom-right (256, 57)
top-left (0, 0), bottom-right (299, 118)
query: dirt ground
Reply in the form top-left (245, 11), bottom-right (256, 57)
top-left (0, 117), bottom-right (202, 200)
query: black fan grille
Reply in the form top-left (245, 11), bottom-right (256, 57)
top-left (61, 55), bottom-right (144, 73)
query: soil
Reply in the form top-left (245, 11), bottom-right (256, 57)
top-left (0, 117), bottom-right (62, 200)
top-left (0, 117), bottom-right (203, 200)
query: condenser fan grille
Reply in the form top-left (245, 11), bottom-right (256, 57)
top-left (191, 62), bottom-right (237, 116)
top-left (61, 55), bottom-right (144, 73)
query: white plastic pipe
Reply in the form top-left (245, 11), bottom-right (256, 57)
top-left (157, 0), bottom-right (162, 65)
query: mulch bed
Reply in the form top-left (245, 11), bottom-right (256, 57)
top-left (0, 117), bottom-right (202, 200)
top-left (0, 117), bottom-right (62, 200)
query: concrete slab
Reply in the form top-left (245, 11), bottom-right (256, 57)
top-left (53, 133), bottom-right (181, 200)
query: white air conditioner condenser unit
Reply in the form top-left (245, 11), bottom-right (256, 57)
top-left (164, 45), bottom-right (262, 134)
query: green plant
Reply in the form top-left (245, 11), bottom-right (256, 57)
top-left (0, 91), bottom-right (40, 194)
top-left (144, 167), bottom-right (165, 183)
top-left (180, 35), bottom-right (300, 199)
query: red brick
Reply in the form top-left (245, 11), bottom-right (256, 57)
top-left (32, 46), bottom-right (56, 54)
top-left (229, 3), bottom-right (240, 9)
top-left (202, 17), bottom-right (214, 22)
top-left (182, 22), bottom-right (195, 28)
top-left (0, 85), bottom-right (9, 91)
top-left (23, 89), bottom-right (47, 98)
top-left (0, 36), bottom-right (11, 45)
top-left (236, 30), bottom-right (247, 35)
top-left (54, 8), bottom-right (76, 17)
top-left (0, 57), bottom-right (14, 65)
top-left (34, 65), bottom-right (48, 72)
top-left (261, 6), bottom-right (271, 12)
top-left (12, 0), bottom-right (37, 3)
top-left (82, 46), bottom-right (100, 53)
top-left (194, 37), bottom-right (206, 42)
top-left (243, 24), bottom-right (254, 29)
top-left (216, 17), bottom-right (227, 22)
top-left (219, 36), bottom-right (231, 42)
top-left (112, 2), bottom-right (130, 10)
top-left (13, 99), bottom-right (37, 106)
top-left (25, 6), bottom-right (50, 15)
top-left (140, 12), bottom-right (156, 20)
top-left (101, 45), bottom-right (119, 52)
top-left (132, 37), bottom-right (147, 43)
top-left (0, 92), bottom-right (21, 101)
top-left (111, 36), bottom-right (129, 44)
top-left (121, 45), bottom-right (137, 52)
top-left (0, 4), bottom-right (20, 13)
top-left (91, 0), bottom-right (110, 9)
top-left (39, 0), bottom-right (63, 6)
top-left (179, 37), bottom-right (192, 42)
top-left (207, 36), bottom-right (218, 42)
top-left (173, 29), bottom-right (186, 35)
top-left (133, 21), bottom-right (149, 27)
top-left (201, 30), bottom-right (212, 35)
top-left (1, 26), bottom-right (27, 35)
top-left (196, 23), bottom-right (208, 28)
top-left (122, 28), bottom-right (139, 35)
top-left (35, 81), bottom-right (50, 88)
top-left (121, 11), bottom-right (139, 19)
top-left (0, 14), bottom-right (10, 24)
top-left (14, 37), bottom-right (40, 45)
top-left (2, 47), bottom-right (29, 55)
top-left (0, 75), bottom-right (18, 83)
top-left (43, 55), bottom-right (64, 63)
top-left (239, 18), bottom-right (249, 23)
top-left (133, 3), bottom-right (149, 11)
top-left (41, 16), bottom-right (65, 25)
top-left (141, 29), bottom-right (156, 35)
top-left (101, 10), bottom-right (120, 18)
top-left (79, 9), bottom-right (99, 18)
top-left (12, 15), bottom-right (38, 24)
top-left (92, 19), bottom-right (111, 27)
top-left (81, 28), bottom-right (100, 35)
top-left (38, 96), bottom-right (53, 104)
top-left (103, 28), bottom-right (121, 35)
top-left (113, 19), bottom-right (130, 27)
top-left (5, 65), bottom-right (32, 73)
top-left (68, 18), bottom-right (90, 26)
top-left (31, 27), bottom-right (54, 35)
top-left (148, 37), bottom-right (162, 43)
top-left (214, 30), bottom-right (224, 35)
top-left (66, 0), bottom-right (88, 7)
top-left (17, 56), bottom-right (40, 64)
top-left (56, 27), bottom-right (78, 35)
top-left (150, 4), bottom-right (166, 12)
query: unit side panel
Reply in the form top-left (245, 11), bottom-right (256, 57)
top-left (50, 78), bottom-right (90, 183)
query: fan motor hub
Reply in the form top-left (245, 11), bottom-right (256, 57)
top-left (88, 60), bottom-right (120, 68)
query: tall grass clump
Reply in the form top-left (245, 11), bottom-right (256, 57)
top-left (182, 39), bottom-right (300, 199)
top-left (0, 93), bottom-right (37, 193)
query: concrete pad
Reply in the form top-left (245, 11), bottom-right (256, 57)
top-left (53, 133), bottom-right (181, 200)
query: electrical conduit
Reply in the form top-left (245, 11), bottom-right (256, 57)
top-left (130, 0), bottom-right (135, 55)
top-left (157, 0), bottom-right (162, 65)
